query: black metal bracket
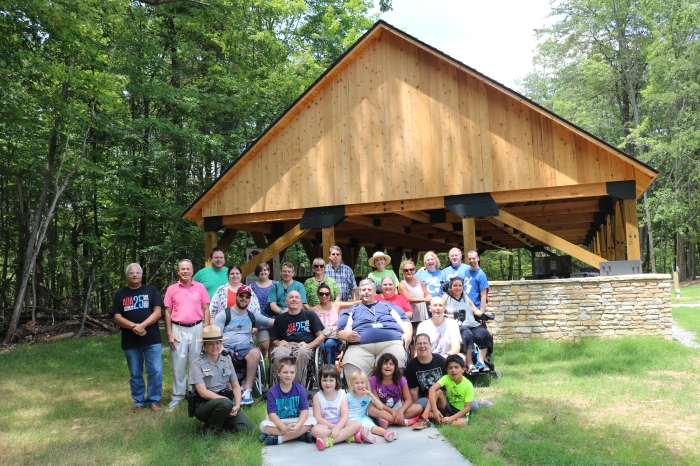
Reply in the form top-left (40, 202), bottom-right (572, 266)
top-left (444, 193), bottom-right (499, 218)
top-left (300, 206), bottom-right (346, 229)
top-left (203, 216), bottom-right (223, 232)
top-left (606, 181), bottom-right (636, 200)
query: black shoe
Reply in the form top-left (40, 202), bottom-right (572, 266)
top-left (297, 432), bottom-right (314, 443)
top-left (200, 424), bottom-right (217, 439)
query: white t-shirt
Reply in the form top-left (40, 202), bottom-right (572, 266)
top-left (416, 318), bottom-right (462, 356)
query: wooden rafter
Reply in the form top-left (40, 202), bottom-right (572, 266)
top-left (240, 224), bottom-right (309, 277)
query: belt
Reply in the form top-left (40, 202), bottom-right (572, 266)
top-left (172, 320), bottom-right (203, 328)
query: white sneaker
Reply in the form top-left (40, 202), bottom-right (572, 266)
top-left (167, 399), bottom-right (180, 409)
top-left (241, 388), bottom-right (254, 405)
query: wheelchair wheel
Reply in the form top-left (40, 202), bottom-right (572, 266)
top-left (314, 345), bottom-right (326, 383)
top-left (254, 355), bottom-right (267, 399)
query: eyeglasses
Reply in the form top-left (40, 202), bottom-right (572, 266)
top-left (237, 294), bottom-right (252, 299)
top-left (314, 264), bottom-right (325, 269)
top-left (318, 292), bottom-right (330, 297)
top-left (403, 268), bottom-right (415, 273)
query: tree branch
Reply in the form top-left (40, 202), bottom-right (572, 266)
top-left (137, 0), bottom-right (211, 6)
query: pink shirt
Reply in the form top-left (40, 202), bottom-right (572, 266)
top-left (314, 307), bottom-right (338, 327)
top-left (164, 280), bottom-right (210, 324)
top-left (375, 293), bottom-right (412, 316)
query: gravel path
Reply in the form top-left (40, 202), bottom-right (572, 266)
top-left (672, 324), bottom-right (700, 348)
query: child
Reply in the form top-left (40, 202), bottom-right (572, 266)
top-left (346, 370), bottom-right (399, 442)
top-left (259, 357), bottom-right (317, 446)
top-left (311, 364), bottom-right (368, 451)
top-left (368, 353), bottom-right (423, 427)
top-left (426, 354), bottom-right (473, 427)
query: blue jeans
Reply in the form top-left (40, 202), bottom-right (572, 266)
top-left (320, 338), bottom-right (340, 365)
top-left (124, 343), bottom-right (163, 407)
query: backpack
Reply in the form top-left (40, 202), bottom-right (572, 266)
top-left (224, 307), bottom-right (258, 330)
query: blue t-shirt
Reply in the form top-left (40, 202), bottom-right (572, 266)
top-left (415, 269), bottom-right (443, 297)
top-left (267, 382), bottom-right (308, 419)
top-left (441, 264), bottom-right (469, 282)
top-left (464, 268), bottom-right (489, 309)
top-left (337, 301), bottom-right (409, 345)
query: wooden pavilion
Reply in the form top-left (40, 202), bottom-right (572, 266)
top-left (182, 21), bottom-right (658, 276)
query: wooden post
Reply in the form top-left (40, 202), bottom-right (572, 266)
top-left (322, 227), bottom-right (335, 264)
top-left (204, 232), bottom-right (217, 266)
top-left (462, 218), bottom-right (477, 253)
top-left (217, 229), bottom-right (238, 253)
top-left (673, 268), bottom-right (681, 298)
top-left (620, 199), bottom-right (641, 261)
top-left (605, 215), bottom-right (614, 260)
top-left (614, 202), bottom-right (625, 261)
top-left (241, 224), bottom-right (309, 277)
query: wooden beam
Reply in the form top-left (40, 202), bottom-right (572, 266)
top-left (621, 199), bottom-right (641, 260)
top-left (345, 197), bottom-right (444, 216)
top-left (492, 210), bottom-right (607, 269)
top-left (462, 218), bottom-right (476, 252)
top-left (322, 227), bottom-right (336, 264)
top-left (491, 183), bottom-right (609, 204)
top-left (241, 224), bottom-right (309, 277)
top-left (222, 209), bottom-right (305, 226)
top-left (218, 229), bottom-right (238, 253)
top-left (396, 210), bottom-right (431, 223)
top-left (502, 200), bottom-right (600, 218)
top-left (204, 232), bottom-right (217, 267)
top-left (486, 218), bottom-right (535, 248)
top-left (605, 215), bottom-right (614, 260)
top-left (614, 202), bottom-right (625, 261)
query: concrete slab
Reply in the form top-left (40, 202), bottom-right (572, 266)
top-left (262, 426), bottom-right (472, 466)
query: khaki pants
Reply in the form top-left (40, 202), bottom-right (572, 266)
top-left (270, 343), bottom-right (313, 386)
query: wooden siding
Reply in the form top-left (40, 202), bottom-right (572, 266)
top-left (202, 29), bottom-right (649, 218)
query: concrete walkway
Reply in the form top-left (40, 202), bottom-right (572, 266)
top-left (262, 425), bottom-right (472, 466)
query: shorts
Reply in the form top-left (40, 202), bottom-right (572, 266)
top-left (224, 343), bottom-right (256, 364)
top-left (343, 341), bottom-right (407, 377)
top-left (259, 415), bottom-right (317, 432)
top-left (255, 329), bottom-right (270, 343)
top-left (354, 415), bottom-right (377, 430)
top-left (439, 399), bottom-right (470, 419)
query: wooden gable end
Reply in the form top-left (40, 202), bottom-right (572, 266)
top-left (200, 26), bottom-right (654, 219)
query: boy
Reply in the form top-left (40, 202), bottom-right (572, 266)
top-left (426, 354), bottom-right (473, 427)
top-left (259, 357), bottom-right (317, 445)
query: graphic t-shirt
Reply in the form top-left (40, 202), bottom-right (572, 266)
top-left (346, 392), bottom-right (372, 421)
top-left (110, 285), bottom-right (164, 350)
top-left (416, 318), bottom-right (462, 355)
top-left (267, 382), bottom-right (308, 419)
top-left (415, 269), bottom-right (444, 297)
top-left (405, 354), bottom-right (446, 398)
top-left (464, 268), bottom-right (489, 309)
top-left (441, 264), bottom-right (469, 282)
top-left (269, 310), bottom-right (324, 344)
top-left (437, 374), bottom-right (474, 411)
top-left (369, 376), bottom-right (407, 408)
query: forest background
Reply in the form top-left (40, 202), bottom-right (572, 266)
top-left (1, 0), bottom-right (699, 345)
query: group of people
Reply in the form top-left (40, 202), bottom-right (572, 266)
top-left (110, 244), bottom-right (494, 440)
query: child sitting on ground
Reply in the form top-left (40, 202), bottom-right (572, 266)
top-left (426, 354), bottom-right (474, 427)
top-left (258, 357), bottom-right (316, 446)
top-left (346, 370), bottom-right (399, 442)
top-left (311, 364), bottom-right (369, 451)
top-left (368, 353), bottom-right (423, 428)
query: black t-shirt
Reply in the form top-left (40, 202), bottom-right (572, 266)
top-left (404, 353), bottom-right (447, 398)
top-left (111, 285), bottom-right (164, 350)
top-left (270, 309), bottom-right (324, 344)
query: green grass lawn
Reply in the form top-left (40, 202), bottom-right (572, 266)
top-left (673, 307), bottom-right (700, 340)
top-left (672, 284), bottom-right (700, 304)
top-left (1, 333), bottom-right (699, 465)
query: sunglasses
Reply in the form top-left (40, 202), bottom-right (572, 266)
top-left (403, 268), bottom-right (415, 273)
top-left (237, 294), bottom-right (252, 299)
top-left (314, 264), bottom-right (325, 269)
top-left (318, 292), bottom-right (330, 297)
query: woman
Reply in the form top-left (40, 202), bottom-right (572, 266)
top-left (313, 284), bottom-right (358, 365)
top-left (416, 297), bottom-right (461, 358)
top-left (442, 276), bottom-right (494, 374)
top-left (304, 258), bottom-right (341, 307)
top-left (376, 276), bottom-right (413, 320)
top-left (337, 279), bottom-right (412, 381)
top-left (398, 259), bottom-right (431, 332)
top-left (367, 251), bottom-right (398, 287)
top-left (210, 265), bottom-right (261, 320)
top-left (251, 262), bottom-right (277, 360)
top-left (414, 251), bottom-right (444, 297)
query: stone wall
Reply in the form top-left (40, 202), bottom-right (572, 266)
top-left (487, 274), bottom-right (673, 343)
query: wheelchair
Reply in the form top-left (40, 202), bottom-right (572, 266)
top-left (221, 348), bottom-right (267, 399)
top-left (455, 309), bottom-right (500, 379)
top-left (268, 345), bottom-right (324, 398)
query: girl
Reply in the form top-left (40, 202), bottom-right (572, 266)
top-left (346, 370), bottom-right (399, 442)
top-left (368, 353), bottom-right (423, 427)
top-left (311, 365), bottom-right (368, 451)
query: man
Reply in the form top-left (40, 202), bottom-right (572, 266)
top-left (416, 297), bottom-right (462, 357)
top-left (269, 291), bottom-right (324, 385)
top-left (164, 259), bottom-right (211, 408)
top-left (111, 263), bottom-right (164, 412)
top-left (268, 262), bottom-right (308, 314)
top-left (213, 285), bottom-right (273, 405)
top-left (404, 333), bottom-right (447, 416)
top-left (465, 250), bottom-right (489, 314)
top-left (324, 246), bottom-right (357, 301)
top-left (193, 247), bottom-right (228, 299)
top-left (441, 248), bottom-right (469, 282)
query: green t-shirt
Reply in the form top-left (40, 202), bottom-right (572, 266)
top-left (268, 280), bottom-right (307, 310)
top-left (304, 276), bottom-right (341, 307)
top-left (193, 266), bottom-right (229, 299)
top-left (437, 374), bottom-right (473, 411)
top-left (367, 269), bottom-right (399, 286)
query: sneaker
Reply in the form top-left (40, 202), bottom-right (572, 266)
top-left (316, 436), bottom-right (334, 451)
top-left (383, 430), bottom-right (398, 442)
top-left (376, 418), bottom-right (390, 429)
top-left (297, 432), bottom-right (314, 443)
top-left (264, 436), bottom-right (280, 446)
top-left (241, 388), bottom-right (254, 405)
top-left (359, 427), bottom-right (376, 443)
top-left (475, 361), bottom-right (484, 371)
top-left (403, 416), bottom-right (420, 427)
top-left (258, 433), bottom-right (270, 443)
top-left (167, 399), bottom-right (180, 409)
top-left (481, 364), bottom-right (491, 372)
top-left (479, 400), bottom-right (494, 408)
top-left (412, 418), bottom-right (431, 430)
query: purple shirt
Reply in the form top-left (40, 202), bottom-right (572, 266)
top-left (369, 375), bottom-right (407, 408)
top-left (267, 382), bottom-right (308, 419)
top-left (163, 281), bottom-right (210, 324)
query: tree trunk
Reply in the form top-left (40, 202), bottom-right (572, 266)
top-left (508, 253), bottom-right (515, 280)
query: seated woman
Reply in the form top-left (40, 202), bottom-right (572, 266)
top-left (210, 265), bottom-right (261, 320)
top-left (442, 277), bottom-right (494, 374)
top-left (189, 325), bottom-right (253, 437)
top-left (416, 297), bottom-right (462, 359)
top-left (367, 251), bottom-right (399, 288)
top-left (337, 279), bottom-right (412, 381)
top-left (314, 284), bottom-right (359, 365)
top-left (375, 276), bottom-right (413, 320)
top-left (398, 259), bottom-right (431, 333)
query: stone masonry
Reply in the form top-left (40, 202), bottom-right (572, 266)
top-left (487, 274), bottom-right (673, 343)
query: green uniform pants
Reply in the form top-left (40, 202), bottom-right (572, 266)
top-left (194, 398), bottom-right (252, 432)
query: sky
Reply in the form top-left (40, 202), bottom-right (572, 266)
top-left (375, 0), bottom-right (558, 90)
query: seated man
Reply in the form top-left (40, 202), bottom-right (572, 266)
top-left (269, 291), bottom-right (324, 386)
top-left (212, 285), bottom-right (273, 405)
top-left (416, 297), bottom-right (462, 358)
